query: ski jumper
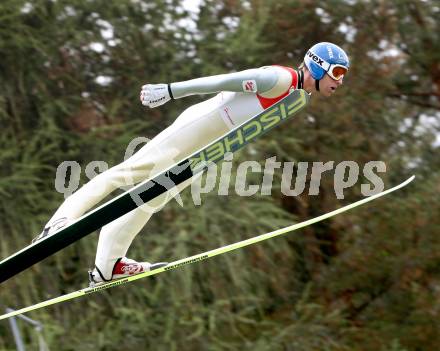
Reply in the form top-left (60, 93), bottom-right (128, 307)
top-left (47, 65), bottom-right (301, 279)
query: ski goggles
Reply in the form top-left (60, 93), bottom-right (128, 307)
top-left (326, 64), bottom-right (348, 81)
top-left (305, 50), bottom-right (348, 81)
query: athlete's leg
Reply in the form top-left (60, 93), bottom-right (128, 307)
top-left (46, 97), bottom-right (227, 226)
top-left (94, 177), bottom-right (195, 279)
top-left (92, 98), bottom-right (229, 278)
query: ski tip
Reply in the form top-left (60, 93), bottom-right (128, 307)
top-left (405, 175), bottom-right (416, 185)
top-left (394, 175), bottom-right (415, 189)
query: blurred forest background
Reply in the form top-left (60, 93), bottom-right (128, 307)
top-left (0, 0), bottom-right (439, 350)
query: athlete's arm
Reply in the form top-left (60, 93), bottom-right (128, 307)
top-left (170, 67), bottom-right (277, 98)
top-left (140, 66), bottom-right (292, 108)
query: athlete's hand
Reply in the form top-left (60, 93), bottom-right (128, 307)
top-left (140, 83), bottom-right (172, 108)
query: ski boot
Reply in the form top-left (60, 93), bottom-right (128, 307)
top-left (32, 217), bottom-right (72, 243)
top-left (88, 257), bottom-right (168, 287)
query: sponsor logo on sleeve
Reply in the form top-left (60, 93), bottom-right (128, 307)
top-left (242, 80), bottom-right (257, 93)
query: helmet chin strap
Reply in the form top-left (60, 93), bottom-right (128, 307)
top-left (298, 68), bottom-right (304, 89)
top-left (315, 79), bottom-right (320, 92)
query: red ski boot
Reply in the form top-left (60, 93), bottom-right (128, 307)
top-left (88, 257), bottom-right (168, 287)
